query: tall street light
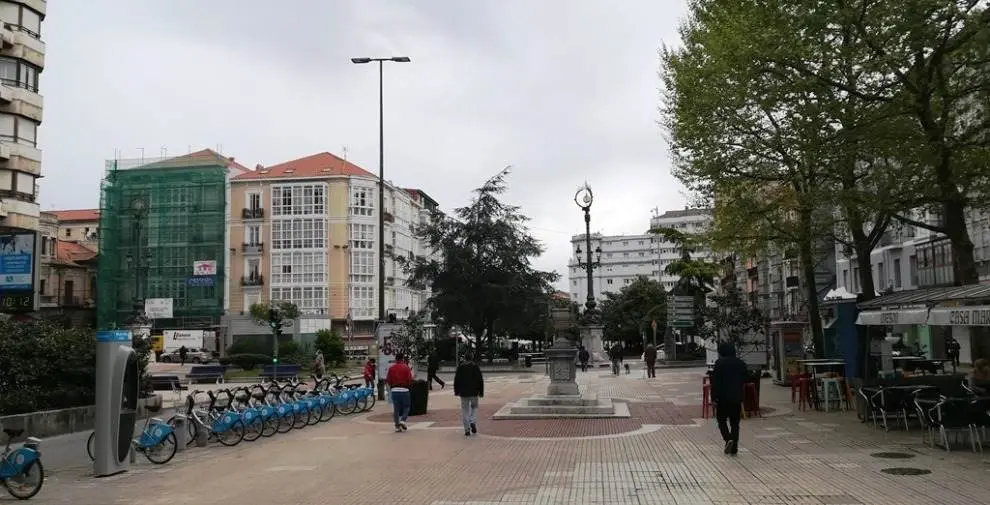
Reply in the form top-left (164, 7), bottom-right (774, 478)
top-left (574, 183), bottom-right (602, 317)
top-left (351, 56), bottom-right (410, 399)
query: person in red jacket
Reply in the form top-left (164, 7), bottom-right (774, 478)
top-left (385, 353), bottom-right (414, 432)
top-left (363, 358), bottom-right (377, 389)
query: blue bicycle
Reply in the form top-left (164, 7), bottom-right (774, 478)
top-left (87, 415), bottom-right (177, 464)
top-left (1, 428), bottom-right (44, 500)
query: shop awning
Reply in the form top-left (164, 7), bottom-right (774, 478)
top-left (856, 309), bottom-right (930, 326)
top-left (928, 305), bottom-right (990, 326)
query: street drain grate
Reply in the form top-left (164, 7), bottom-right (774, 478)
top-left (871, 452), bottom-right (915, 459)
top-left (881, 467), bottom-right (931, 476)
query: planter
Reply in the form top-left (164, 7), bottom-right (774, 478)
top-left (138, 394), bottom-right (163, 415)
top-left (409, 379), bottom-right (429, 416)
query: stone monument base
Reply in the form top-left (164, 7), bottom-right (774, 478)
top-left (579, 324), bottom-right (610, 366)
top-left (493, 394), bottom-right (630, 420)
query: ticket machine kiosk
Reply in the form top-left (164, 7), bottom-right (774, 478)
top-left (93, 330), bottom-right (138, 477)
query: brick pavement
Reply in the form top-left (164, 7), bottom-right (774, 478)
top-left (21, 367), bottom-right (990, 505)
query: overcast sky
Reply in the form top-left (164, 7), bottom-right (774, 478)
top-left (39, 1), bottom-right (689, 288)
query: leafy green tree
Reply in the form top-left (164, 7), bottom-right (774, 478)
top-left (599, 276), bottom-right (667, 347)
top-left (249, 300), bottom-right (300, 323)
top-left (400, 167), bottom-right (558, 362)
top-left (314, 329), bottom-right (346, 367)
top-left (699, 283), bottom-right (770, 361)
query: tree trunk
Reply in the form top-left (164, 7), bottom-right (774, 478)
top-left (943, 198), bottom-right (979, 285)
top-left (485, 320), bottom-right (495, 364)
top-left (850, 227), bottom-right (877, 297)
top-left (798, 209), bottom-right (825, 359)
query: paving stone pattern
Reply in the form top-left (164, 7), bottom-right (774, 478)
top-left (26, 366), bottom-right (990, 505)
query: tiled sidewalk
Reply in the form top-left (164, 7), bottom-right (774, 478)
top-left (25, 367), bottom-right (989, 505)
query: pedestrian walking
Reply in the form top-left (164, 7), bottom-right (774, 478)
top-left (946, 337), bottom-right (961, 370)
top-left (454, 351), bottom-right (485, 436)
top-left (363, 358), bottom-right (377, 389)
top-left (427, 350), bottom-right (446, 390)
top-left (609, 343), bottom-right (623, 376)
top-left (711, 342), bottom-right (749, 455)
top-left (178, 346), bottom-right (188, 366)
top-left (385, 353), bottom-right (413, 432)
top-left (312, 351), bottom-right (326, 380)
top-left (578, 346), bottom-right (590, 372)
top-left (643, 344), bottom-right (657, 378)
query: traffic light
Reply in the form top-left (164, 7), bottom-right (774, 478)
top-left (272, 356), bottom-right (279, 364)
top-left (268, 308), bottom-right (283, 337)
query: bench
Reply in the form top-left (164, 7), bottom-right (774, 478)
top-left (259, 364), bottom-right (302, 381)
top-left (150, 374), bottom-right (185, 391)
top-left (186, 365), bottom-right (228, 384)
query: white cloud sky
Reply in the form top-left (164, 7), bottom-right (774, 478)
top-left (38, 0), bottom-right (690, 289)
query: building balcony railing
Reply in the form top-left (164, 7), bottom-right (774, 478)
top-left (241, 275), bottom-right (264, 286)
top-left (242, 207), bottom-right (264, 219)
top-left (383, 211), bottom-right (395, 223)
top-left (242, 242), bottom-right (264, 254)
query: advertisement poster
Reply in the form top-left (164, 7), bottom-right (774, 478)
top-left (192, 260), bottom-right (217, 276)
top-left (376, 322), bottom-right (411, 380)
top-left (163, 329), bottom-right (204, 352)
top-left (0, 233), bottom-right (34, 292)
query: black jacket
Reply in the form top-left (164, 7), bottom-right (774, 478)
top-left (427, 353), bottom-right (440, 373)
top-left (578, 349), bottom-right (590, 362)
top-left (711, 342), bottom-right (748, 405)
top-left (454, 361), bottom-right (484, 397)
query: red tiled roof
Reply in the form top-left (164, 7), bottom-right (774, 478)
top-left (136, 149), bottom-right (239, 170)
top-left (51, 209), bottom-right (100, 222)
top-left (232, 152), bottom-right (375, 181)
top-left (54, 241), bottom-right (98, 267)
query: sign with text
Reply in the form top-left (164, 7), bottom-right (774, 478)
top-left (667, 295), bottom-right (695, 327)
top-left (855, 309), bottom-right (929, 326)
top-left (929, 306), bottom-right (990, 326)
top-left (0, 232), bottom-right (34, 292)
top-left (192, 260), bottom-right (217, 276)
top-left (144, 298), bottom-right (173, 319)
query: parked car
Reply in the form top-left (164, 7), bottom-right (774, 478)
top-left (159, 348), bottom-right (214, 364)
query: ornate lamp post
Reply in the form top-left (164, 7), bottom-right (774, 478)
top-left (574, 183), bottom-right (602, 317)
top-left (125, 198), bottom-right (152, 333)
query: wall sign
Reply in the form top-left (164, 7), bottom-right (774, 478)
top-left (856, 309), bottom-right (929, 326)
top-left (929, 306), bottom-right (990, 326)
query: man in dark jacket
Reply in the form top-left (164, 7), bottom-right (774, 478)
top-left (643, 344), bottom-right (658, 378)
top-left (578, 346), bottom-right (590, 372)
top-left (711, 342), bottom-right (749, 455)
top-left (453, 352), bottom-right (485, 436)
top-left (427, 351), bottom-right (445, 390)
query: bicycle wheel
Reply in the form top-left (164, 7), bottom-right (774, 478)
top-left (318, 402), bottom-right (336, 423)
top-left (276, 413), bottom-right (294, 434)
top-left (260, 417), bottom-right (278, 438)
top-left (216, 420), bottom-right (244, 447)
top-left (167, 415), bottom-right (198, 447)
top-left (86, 431), bottom-right (95, 461)
top-left (292, 409), bottom-right (309, 429)
top-left (362, 392), bottom-right (377, 412)
top-left (143, 432), bottom-right (177, 465)
top-left (335, 397), bottom-right (359, 415)
top-left (4, 459), bottom-right (44, 500)
top-left (305, 405), bottom-right (320, 426)
top-left (242, 415), bottom-right (264, 442)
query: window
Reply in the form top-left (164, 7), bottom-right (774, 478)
top-left (271, 286), bottom-right (327, 315)
top-left (877, 261), bottom-right (885, 288)
top-left (350, 223), bottom-right (374, 249)
top-left (351, 285), bottom-right (376, 318)
top-left (40, 236), bottom-right (46, 255)
top-left (271, 184), bottom-right (326, 216)
top-left (270, 251), bottom-right (326, 285)
top-left (247, 225), bottom-right (261, 245)
top-left (19, 8), bottom-right (41, 37)
top-left (246, 259), bottom-right (260, 278)
top-left (270, 218), bottom-right (325, 249)
top-left (893, 258), bottom-right (902, 288)
top-left (350, 250), bottom-right (375, 283)
top-left (351, 186), bottom-right (374, 216)
top-left (909, 255), bottom-right (918, 286)
top-left (248, 192), bottom-right (261, 210)
top-left (607, 279), bottom-right (613, 285)
top-left (64, 228), bottom-right (72, 237)
top-left (39, 278), bottom-right (45, 295)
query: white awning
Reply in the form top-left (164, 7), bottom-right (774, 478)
top-left (856, 309), bottom-right (929, 326)
top-left (928, 306), bottom-right (990, 326)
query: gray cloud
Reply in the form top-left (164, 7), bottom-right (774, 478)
top-left (39, 0), bottom-right (689, 288)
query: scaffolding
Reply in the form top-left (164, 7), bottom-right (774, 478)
top-left (97, 152), bottom-right (229, 329)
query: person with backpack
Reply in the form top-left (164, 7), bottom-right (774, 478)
top-left (454, 351), bottom-right (485, 436)
top-left (578, 346), bottom-right (590, 372)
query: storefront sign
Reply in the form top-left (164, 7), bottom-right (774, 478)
top-left (929, 306), bottom-right (990, 326)
top-left (856, 309), bottom-right (929, 326)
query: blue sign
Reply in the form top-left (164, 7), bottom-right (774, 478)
top-left (0, 233), bottom-right (33, 292)
top-left (185, 275), bottom-right (216, 287)
top-left (96, 330), bottom-right (132, 342)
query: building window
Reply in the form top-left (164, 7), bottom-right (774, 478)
top-left (270, 251), bottom-right (325, 285)
top-left (877, 261), bottom-right (885, 288)
top-left (350, 223), bottom-right (374, 249)
top-left (271, 286), bottom-right (327, 315)
top-left (909, 255), bottom-right (918, 286)
top-left (247, 192), bottom-right (262, 210)
top-left (16, 117), bottom-right (35, 147)
top-left (247, 225), bottom-right (261, 245)
top-left (351, 285), bottom-right (376, 318)
top-left (39, 278), bottom-right (45, 295)
top-left (270, 218), bottom-right (325, 249)
top-left (271, 184), bottom-right (326, 216)
top-left (607, 279), bottom-right (613, 285)
top-left (893, 258), bottom-right (902, 288)
top-left (246, 258), bottom-right (260, 278)
top-left (350, 250), bottom-right (375, 283)
top-left (351, 186), bottom-right (374, 216)
top-left (40, 236), bottom-right (46, 255)
top-left (64, 228), bottom-right (71, 237)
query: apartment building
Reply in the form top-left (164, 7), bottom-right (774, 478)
top-left (227, 152), bottom-right (438, 340)
top-left (0, 1), bottom-right (44, 230)
top-left (50, 208), bottom-right (99, 250)
top-left (567, 208), bottom-right (713, 304)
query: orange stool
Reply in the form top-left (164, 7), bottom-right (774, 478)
top-left (790, 373), bottom-right (809, 403)
top-left (796, 376), bottom-right (811, 411)
top-left (702, 384), bottom-right (713, 418)
top-left (743, 382), bottom-right (762, 418)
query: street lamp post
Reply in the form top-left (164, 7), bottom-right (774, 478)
top-left (125, 197), bottom-right (151, 332)
top-left (351, 55), bottom-right (410, 400)
top-left (574, 183), bottom-right (602, 317)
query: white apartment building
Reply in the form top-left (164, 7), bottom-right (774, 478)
top-left (567, 208), bottom-right (713, 304)
top-left (269, 182), bottom-right (330, 314)
top-left (0, 1), bottom-right (45, 231)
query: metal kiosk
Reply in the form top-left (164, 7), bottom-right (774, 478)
top-left (94, 330), bottom-right (139, 477)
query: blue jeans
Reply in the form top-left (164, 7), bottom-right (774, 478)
top-left (391, 390), bottom-right (411, 426)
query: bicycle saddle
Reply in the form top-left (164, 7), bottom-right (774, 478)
top-left (3, 428), bottom-right (24, 438)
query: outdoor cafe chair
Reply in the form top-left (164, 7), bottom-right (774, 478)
top-left (934, 399), bottom-right (980, 453)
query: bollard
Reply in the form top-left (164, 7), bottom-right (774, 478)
top-left (172, 415), bottom-right (188, 452)
top-left (129, 444), bottom-right (136, 464)
top-left (195, 422), bottom-right (209, 447)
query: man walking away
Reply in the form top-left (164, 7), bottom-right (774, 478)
top-left (578, 346), bottom-right (590, 372)
top-left (644, 344), bottom-right (657, 378)
top-left (712, 342), bottom-right (749, 455)
top-left (609, 343), bottom-right (623, 376)
top-left (385, 353), bottom-right (414, 432)
top-left (454, 352), bottom-right (485, 436)
top-left (427, 350), bottom-right (445, 390)
top-left (178, 346), bottom-right (188, 366)
top-left (947, 338), bottom-right (961, 371)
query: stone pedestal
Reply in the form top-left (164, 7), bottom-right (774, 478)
top-left (579, 324), bottom-right (608, 364)
top-left (545, 338), bottom-right (580, 396)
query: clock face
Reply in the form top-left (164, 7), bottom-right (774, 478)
top-left (575, 186), bottom-right (593, 207)
top-left (0, 292), bottom-right (33, 312)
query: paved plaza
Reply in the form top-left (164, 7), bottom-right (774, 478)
top-left (19, 367), bottom-right (990, 505)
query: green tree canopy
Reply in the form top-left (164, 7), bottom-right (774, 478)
top-left (599, 276), bottom-right (667, 346)
top-left (401, 167), bottom-right (558, 361)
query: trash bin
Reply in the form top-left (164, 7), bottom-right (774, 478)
top-left (409, 379), bottom-right (429, 416)
top-left (524, 355), bottom-right (533, 368)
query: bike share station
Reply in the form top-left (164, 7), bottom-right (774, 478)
top-left (93, 330), bottom-right (187, 477)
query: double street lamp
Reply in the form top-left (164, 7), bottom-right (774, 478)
top-left (351, 55), bottom-right (411, 400)
top-left (574, 183), bottom-right (602, 317)
top-left (125, 197), bottom-right (151, 328)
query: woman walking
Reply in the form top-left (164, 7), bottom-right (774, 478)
top-left (386, 353), bottom-right (414, 432)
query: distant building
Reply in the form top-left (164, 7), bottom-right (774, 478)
top-left (49, 209), bottom-right (99, 250)
top-left (37, 210), bottom-right (97, 327)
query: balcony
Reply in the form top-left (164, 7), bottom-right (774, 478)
top-left (242, 207), bottom-right (264, 219)
top-left (383, 211), bottom-right (395, 223)
top-left (241, 274), bottom-right (264, 287)
top-left (242, 242), bottom-right (264, 254)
